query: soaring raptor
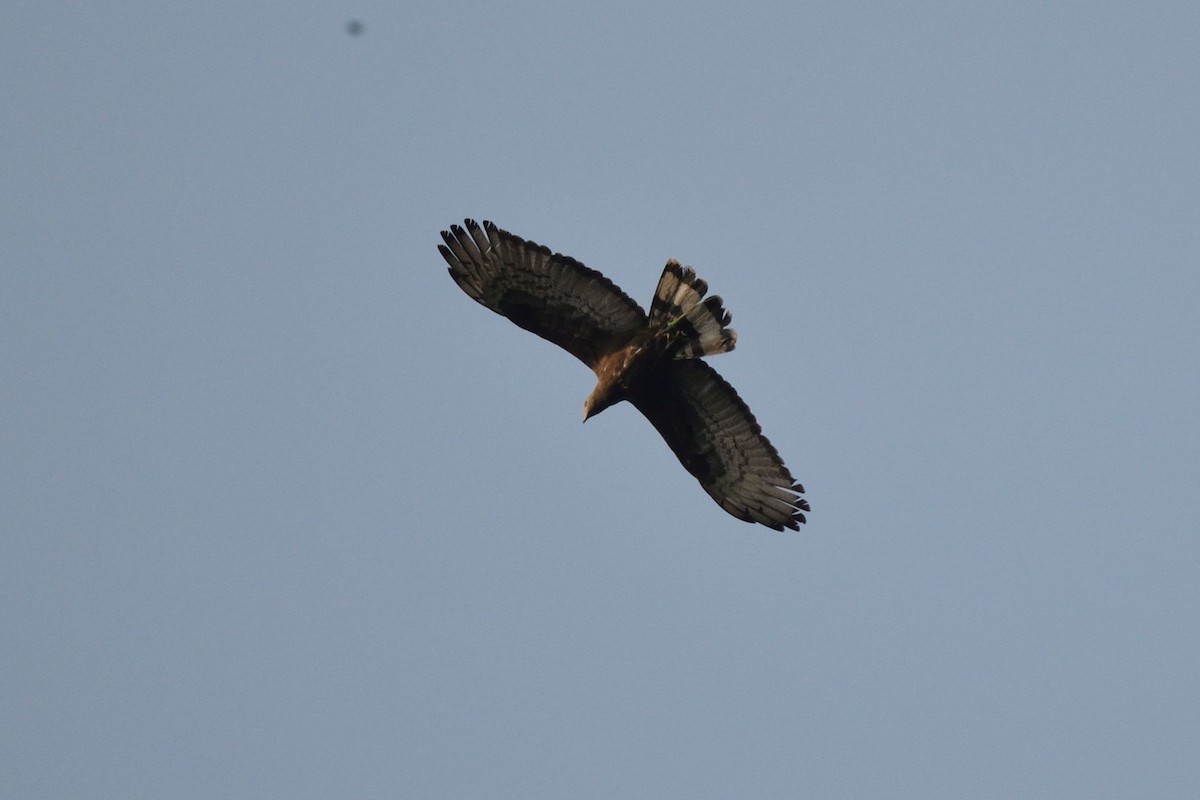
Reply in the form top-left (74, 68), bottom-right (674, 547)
top-left (438, 219), bottom-right (810, 531)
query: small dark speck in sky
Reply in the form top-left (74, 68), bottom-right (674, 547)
top-left (347, 20), bottom-right (364, 36)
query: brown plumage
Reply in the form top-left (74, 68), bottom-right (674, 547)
top-left (438, 219), bottom-right (810, 531)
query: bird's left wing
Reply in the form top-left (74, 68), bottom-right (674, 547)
top-left (630, 359), bottom-right (809, 531)
top-left (439, 220), bottom-right (646, 367)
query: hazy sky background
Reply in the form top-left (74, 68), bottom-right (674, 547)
top-left (4, 3), bottom-right (1199, 797)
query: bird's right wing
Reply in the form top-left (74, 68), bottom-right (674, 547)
top-left (439, 220), bottom-right (647, 367)
top-left (630, 359), bottom-right (809, 531)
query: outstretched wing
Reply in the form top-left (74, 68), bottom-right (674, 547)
top-left (439, 219), bottom-right (647, 366)
top-left (631, 360), bottom-right (809, 531)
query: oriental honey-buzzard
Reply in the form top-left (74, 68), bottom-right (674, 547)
top-left (438, 219), bottom-right (809, 531)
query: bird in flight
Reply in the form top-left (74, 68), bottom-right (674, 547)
top-left (438, 220), bottom-right (810, 531)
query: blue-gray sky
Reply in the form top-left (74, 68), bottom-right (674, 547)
top-left (4, 3), bottom-right (1199, 797)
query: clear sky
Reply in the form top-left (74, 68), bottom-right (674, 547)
top-left (4, 2), bottom-right (1199, 797)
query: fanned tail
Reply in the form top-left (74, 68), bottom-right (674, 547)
top-left (648, 260), bottom-right (737, 359)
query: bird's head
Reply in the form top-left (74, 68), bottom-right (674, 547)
top-left (582, 384), bottom-right (620, 423)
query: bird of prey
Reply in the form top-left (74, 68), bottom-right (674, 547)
top-left (438, 219), bottom-right (810, 531)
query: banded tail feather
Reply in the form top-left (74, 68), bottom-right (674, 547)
top-left (649, 260), bottom-right (737, 359)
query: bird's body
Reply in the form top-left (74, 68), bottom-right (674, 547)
top-left (438, 219), bottom-right (809, 531)
top-left (583, 328), bottom-right (654, 421)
